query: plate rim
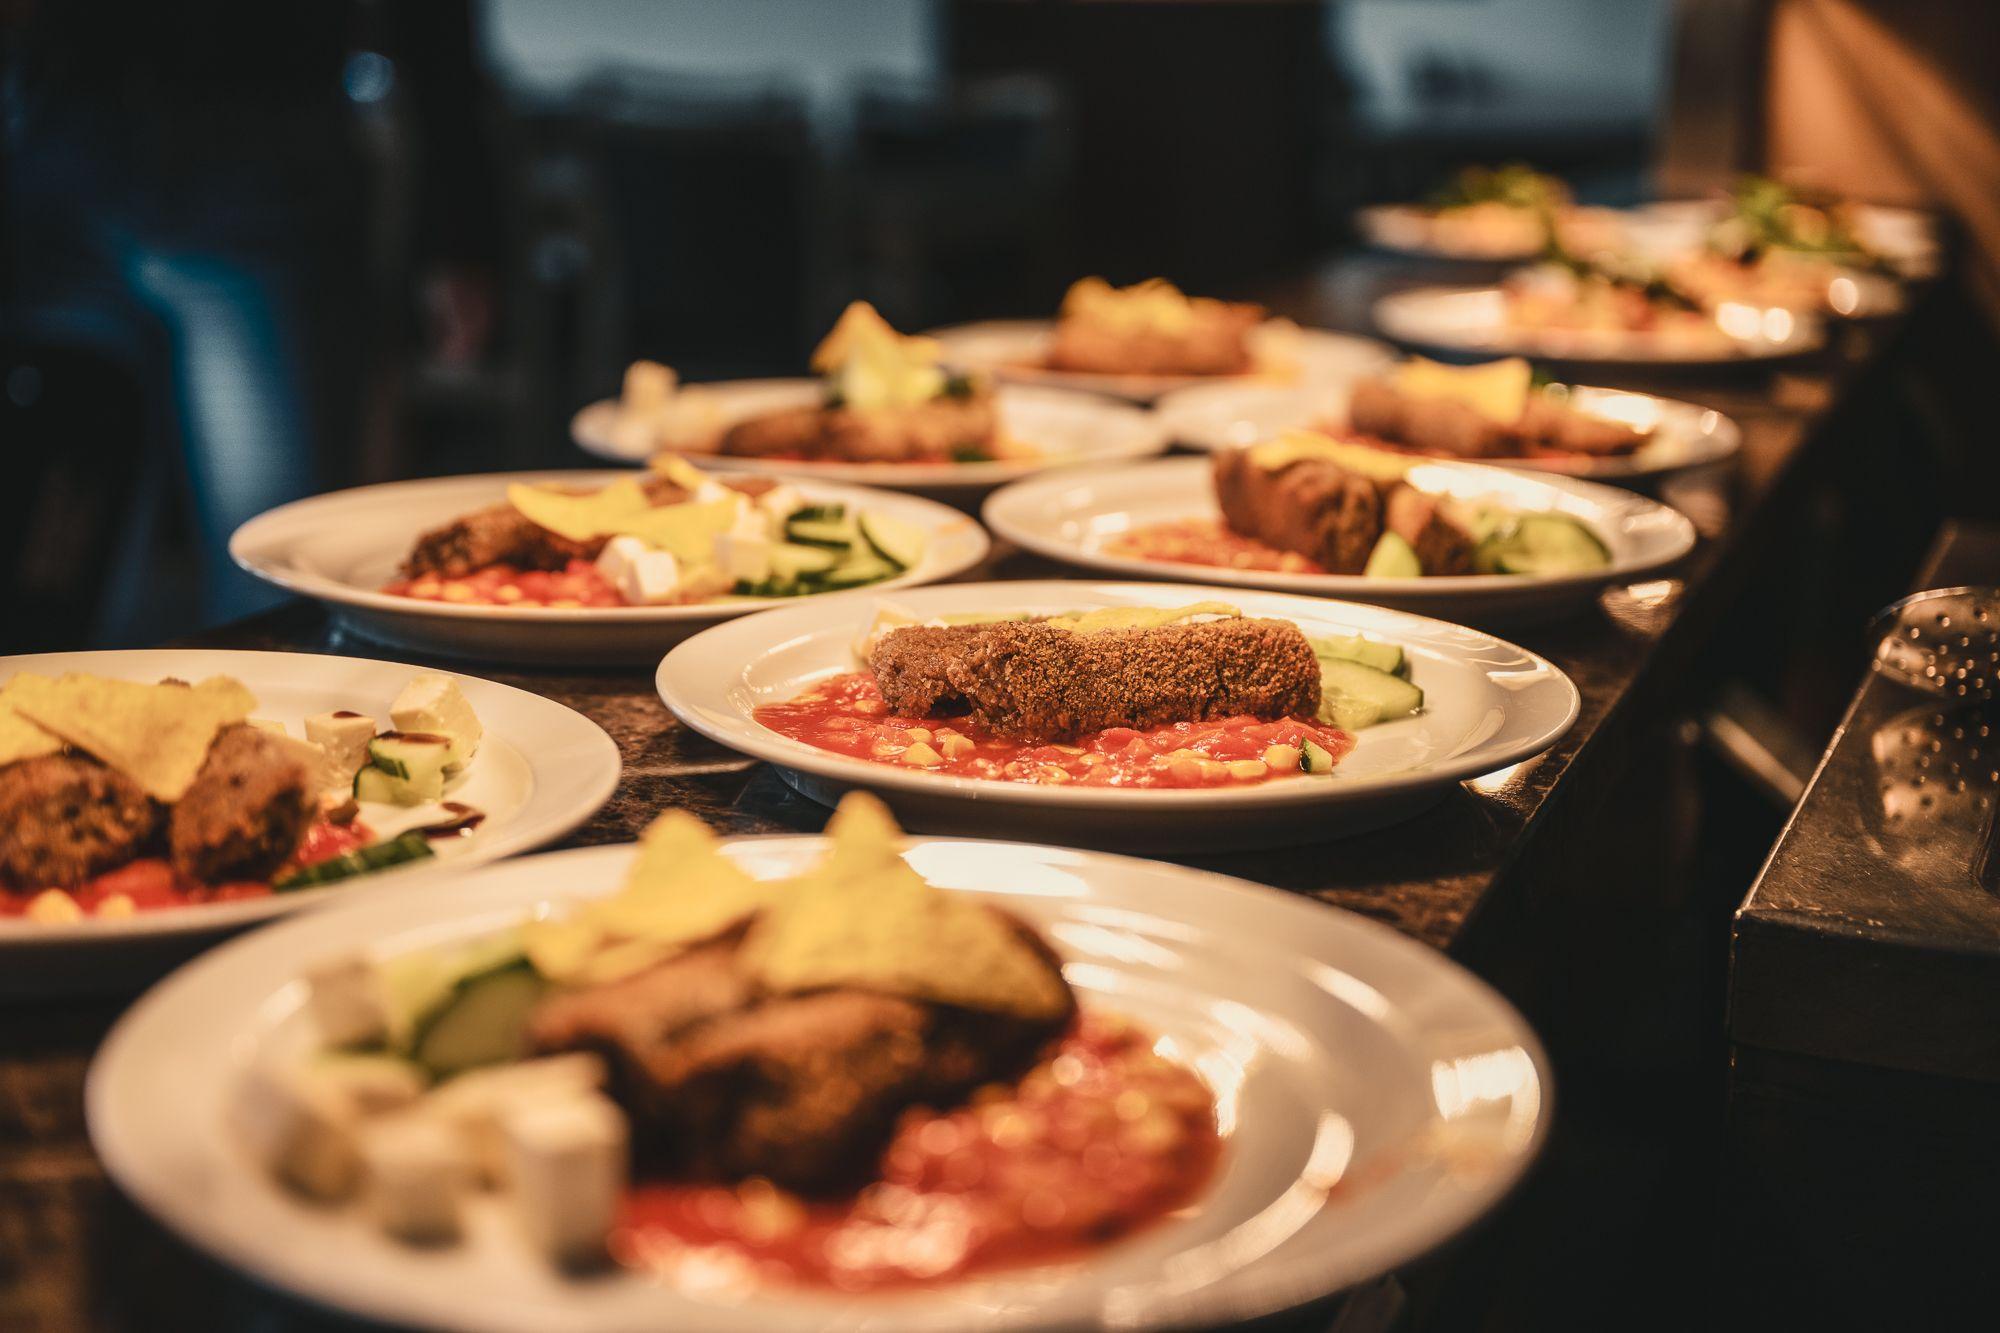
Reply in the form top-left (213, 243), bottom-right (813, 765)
top-left (979, 456), bottom-right (1698, 599)
top-left (0, 647), bottom-right (620, 946)
top-left (654, 579), bottom-right (1582, 813)
top-left (87, 833), bottom-right (1553, 1333)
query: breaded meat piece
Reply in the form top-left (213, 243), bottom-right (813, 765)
top-left (721, 393), bottom-right (998, 463)
top-left (169, 724), bottom-right (316, 884)
top-left (1213, 448), bottom-right (1384, 574)
top-left (1517, 395), bottom-right (1646, 456)
top-left (1047, 301), bottom-right (1265, 377)
top-left (402, 475), bottom-right (770, 579)
top-left (529, 918), bottom-right (1072, 1193)
top-left (0, 754), bottom-right (162, 889)
top-left (868, 616), bottom-right (1321, 743)
top-left (1348, 376), bottom-right (1513, 458)
top-left (1384, 487), bottom-right (1476, 575)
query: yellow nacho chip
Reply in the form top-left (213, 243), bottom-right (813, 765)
top-left (0, 675), bottom-right (62, 767)
top-left (521, 810), bottom-right (780, 985)
top-left (7, 673), bottom-right (256, 801)
top-left (504, 477), bottom-right (653, 543)
top-left (1249, 428), bottom-right (1412, 484)
top-left (1392, 355), bottom-right (1533, 425)
top-left (741, 794), bottom-right (1071, 1020)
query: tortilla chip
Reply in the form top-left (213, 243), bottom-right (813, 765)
top-left (521, 810), bottom-right (779, 984)
top-left (742, 793), bottom-right (1070, 1020)
top-left (8, 672), bottom-right (255, 801)
top-left (505, 477), bottom-right (653, 544)
top-left (0, 676), bottom-right (63, 767)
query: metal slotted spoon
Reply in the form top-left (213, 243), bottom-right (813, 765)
top-left (1869, 586), bottom-right (2000, 702)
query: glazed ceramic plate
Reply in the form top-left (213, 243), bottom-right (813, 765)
top-left (1355, 204), bottom-right (1546, 262)
top-left (655, 581), bottom-right (1579, 850)
top-left (231, 472), bottom-right (989, 665)
top-left (1371, 285), bottom-right (1825, 367)
top-left (0, 649), bottom-right (616, 992)
top-left (983, 458), bottom-right (1695, 622)
top-left (90, 835), bottom-right (1549, 1332)
top-left (924, 321), bottom-right (1395, 404)
top-left (571, 383), bottom-right (1170, 501)
top-left (1153, 379), bottom-right (1741, 483)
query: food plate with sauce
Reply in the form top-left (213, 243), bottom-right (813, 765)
top-left (983, 457), bottom-right (1696, 623)
top-left (925, 321), bottom-right (1395, 404)
top-left (0, 649), bottom-right (617, 992)
top-left (655, 581), bottom-right (1579, 850)
top-left (1371, 284), bottom-right (1825, 367)
top-left (1154, 378), bottom-right (1741, 483)
top-left (231, 471), bottom-right (990, 665)
top-left (90, 829), bottom-right (1550, 1331)
top-left (572, 382), bottom-right (1170, 502)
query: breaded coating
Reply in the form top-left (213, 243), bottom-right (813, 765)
top-left (1047, 301), bottom-right (1265, 377)
top-left (1349, 375), bottom-right (1646, 459)
top-left (402, 475), bottom-right (770, 579)
top-left (721, 393), bottom-right (998, 463)
top-left (868, 617), bottom-right (1321, 743)
top-left (0, 754), bottom-right (162, 889)
top-left (1213, 448), bottom-right (1384, 574)
top-left (169, 724), bottom-right (316, 884)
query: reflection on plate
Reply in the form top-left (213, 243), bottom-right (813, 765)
top-left (1371, 286), bottom-right (1825, 367)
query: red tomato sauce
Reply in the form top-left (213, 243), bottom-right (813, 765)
top-left (383, 559), bottom-right (625, 609)
top-left (612, 1012), bottom-right (1221, 1292)
top-left (753, 672), bottom-right (1352, 789)
top-left (1108, 518), bottom-right (1328, 575)
top-left (1, 818), bottom-right (374, 919)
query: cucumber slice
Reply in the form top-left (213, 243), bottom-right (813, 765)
top-left (1309, 634), bottom-right (1406, 678)
top-left (769, 542), bottom-right (842, 580)
top-left (785, 512), bottom-right (858, 549)
top-left (1298, 737), bottom-right (1338, 775)
top-left (355, 765), bottom-right (421, 806)
top-left (858, 511), bottom-right (928, 570)
top-left (1506, 514), bottom-right (1612, 574)
top-left (1363, 531), bottom-right (1422, 579)
top-left (273, 829), bottom-right (435, 892)
top-left (814, 556), bottom-right (901, 590)
top-left (1318, 659), bottom-right (1424, 731)
top-left (369, 734), bottom-right (452, 788)
top-left (409, 960), bottom-right (546, 1080)
top-left (786, 503), bottom-right (846, 524)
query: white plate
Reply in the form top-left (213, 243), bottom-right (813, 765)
top-left (0, 649), bottom-right (617, 992)
top-left (1372, 285), bottom-right (1825, 367)
top-left (925, 321), bottom-right (1396, 404)
top-left (1153, 379), bottom-right (1742, 483)
top-left (983, 458), bottom-right (1695, 623)
top-left (655, 581), bottom-right (1579, 850)
top-left (90, 835), bottom-right (1550, 1333)
top-left (231, 472), bottom-right (990, 665)
top-left (572, 383), bottom-right (1171, 501)
top-left (1355, 204), bottom-right (1546, 262)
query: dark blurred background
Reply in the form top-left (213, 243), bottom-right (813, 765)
top-left (0, 0), bottom-right (1678, 651)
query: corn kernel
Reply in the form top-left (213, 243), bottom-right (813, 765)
top-left (96, 894), bottom-right (137, 919)
top-left (1227, 759), bottom-right (1268, 781)
top-left (494, 585), bottom-right (524, 603)
top-left (853, 699), bottom-right (884, 716)
top-left (900, 742), bottom-right (943, 766)
top-left (1264, 743), bottom-right (1301, 771)
top-left (939, 733), bottom-right (977, 760)
top-left (1198, 759), bottom-right (1229, 782)
top-left (1168, 755), bottom-right (1205, 783)
top-left (1037, 765), bottom-right (1072, 784)
top-left (25, 890), bottom-right (81, 924)
top-left (903, 727), bottom-right (931, 745)
top-left (440, 582), bottom-right (475, 603)
top-left (409, 579), bottom-right (442, 598)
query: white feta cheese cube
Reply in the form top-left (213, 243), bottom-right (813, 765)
top-left (594, 534), bottom-right (651, 586)
top-left (425, 1053), bottom-right (607, 1186)
top-left (306, 711), bottom-right (378, 788)
top-left (237, 1056), bottom-right (424, 1202)
top-left (756, 484), bottom-right (804, 522)
top-left (616, 549), bottom-right (683, 605)
top-left (305, 955), bottom-right (391, 1047)
top-left (715, 530), bottom-right (773, 584)
top-left (358, 1113), bottom-right (472, 1243)
top-left (726, 501), bottom-right (769, 541)
top-left (389, 674), bottom-right (482, 765)
top-left (500, 1092), bottom-right (627, 1267)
